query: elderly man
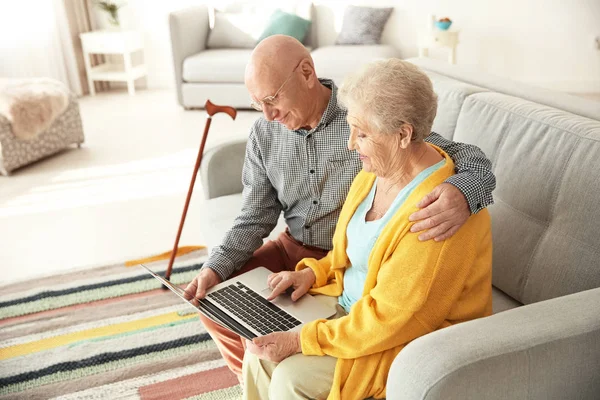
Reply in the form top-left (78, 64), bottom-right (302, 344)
top-left (184, 35), bottom-right (496, 380)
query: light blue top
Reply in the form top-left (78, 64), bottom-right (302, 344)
top-left (338, 159), bottom-right (446, 313)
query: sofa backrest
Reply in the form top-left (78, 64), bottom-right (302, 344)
top-left (211, 2), bottom-right (318, 48)
top-left (408, 57), bottom-right (600, 122)
top-left (425, 71), bottom-right (488, 140)
top-left (458, 93), bottom-right (600, 305)
top-left (414, 58), bottom-right (600, 306)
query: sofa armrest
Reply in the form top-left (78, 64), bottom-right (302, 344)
top-left (200, 139), bottom-right (247, 200)
top-left (169, 6), bottom-right (210, 107)
top-left (387, 287), bottom-right (600, 400)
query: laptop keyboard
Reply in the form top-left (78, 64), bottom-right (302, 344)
top-left (208, 282), bottom-right (302, 336)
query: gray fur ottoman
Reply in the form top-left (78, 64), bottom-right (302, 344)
top-left (0, 81), bottom-right (85, 176)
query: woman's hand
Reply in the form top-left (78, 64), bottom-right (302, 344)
top-left (266, 269), bottom-right (316, 301)
top-left (245, 331), bottom-right (301, 363)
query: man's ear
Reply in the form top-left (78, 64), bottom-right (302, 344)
top-left (398, 124), bottom-right (414, 149)
top-left (300, 60), bottom-right (316, 88)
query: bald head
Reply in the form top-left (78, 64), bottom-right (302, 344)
top-left (244, 35), bottom-right (330, 131)
top-left (245, 35), bottom-right (312, 87)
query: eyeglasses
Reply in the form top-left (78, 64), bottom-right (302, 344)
top-left (250, 60), bottom-right (303, 111)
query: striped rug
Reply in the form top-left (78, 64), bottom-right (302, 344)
top-left (0, 249), bottom-right (242, 400)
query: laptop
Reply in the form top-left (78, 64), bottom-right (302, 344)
top-left (140, 264), bottom-right (336, 340)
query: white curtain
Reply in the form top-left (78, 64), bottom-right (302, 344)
top-left (0, 0), bottom-right (82, 95)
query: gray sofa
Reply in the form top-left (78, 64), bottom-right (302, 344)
top-left (198, 58), bottom-right (600, 398)
top-left (169, 5), bottom-right (400, 109)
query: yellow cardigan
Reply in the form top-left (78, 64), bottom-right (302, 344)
top-left (297, 146), bottom-right (493, 400)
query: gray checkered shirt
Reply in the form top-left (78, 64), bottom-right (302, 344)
top-left (204, 79), bottom-right (496, 280)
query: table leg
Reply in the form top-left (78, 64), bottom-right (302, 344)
top-left (83, 51), bottom-right (95, 96)
top-left (124, 52), bottom-right (135, 96)
top-left (419, 46), bottom-right (429, 58)
top-left (449, 46), bottom-right (457, 64)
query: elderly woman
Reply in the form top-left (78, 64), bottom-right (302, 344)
top-left (242, 59), bottom-right (493, 400)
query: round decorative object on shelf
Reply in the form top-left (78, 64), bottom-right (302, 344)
top-left (435, 19), bottom-right (452, 30)
top-left (418, 16), bottom-right (459, 64)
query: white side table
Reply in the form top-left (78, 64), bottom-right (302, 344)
top-left (418, 30), bottom-right (460, 64)
top-left (80, 30), bottom-right (147, 96)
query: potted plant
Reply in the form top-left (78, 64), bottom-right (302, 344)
top-left (94, 1), bottom-right (125, 28)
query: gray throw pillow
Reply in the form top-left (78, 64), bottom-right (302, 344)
top-left (336, 6), bottom-right (393, 45)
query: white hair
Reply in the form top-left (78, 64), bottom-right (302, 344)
top-left (338, 59), bottom-right (438, 141)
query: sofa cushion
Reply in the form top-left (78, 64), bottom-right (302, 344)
top-left (311, 45), bottom-right (400, 85)
top-left (183, 49), bottom-right (252, 83)
top-left (258, 9), bottom-right (312, 43)
top-left (453, 92), bottom-right (600, 305)
top-left (206, 11), bottom-right (265, 49)
top-left (335, 5), bottom-right (393, 45)
top-left (181, 83), bottom-right (253, 109)
top-left (492, 287), bottom-right (522, 314)
top-left (420, 70), bottom-right (488, 140)
top-left (210, 2), bottom-right (316, 48)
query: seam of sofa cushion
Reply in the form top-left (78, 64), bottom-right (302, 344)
top-left (490, 196), bottom-right (600, 257)
top-left (444, 90), bottom-right (484, 137)
top-left (476, 100), bottom-right (513, 172)
top-left (438, 91), bottom-right (470, 103)
top-left (421, 326), bottom-right (600, 400)
top-left (519, 135), bottom-right (579, 301)
top-left (494, 197), bottom-right (548, 227)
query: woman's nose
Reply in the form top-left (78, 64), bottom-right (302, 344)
top-left (347, 134), bottom-right (356, 150)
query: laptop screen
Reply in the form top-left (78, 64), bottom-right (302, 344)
top-left (140, 264), bottom-right (200, 308)
top-left (139, 264), bottom-right (257, 339)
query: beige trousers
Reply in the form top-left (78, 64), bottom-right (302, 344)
top-left (242, 296), bottom-right (346, 400)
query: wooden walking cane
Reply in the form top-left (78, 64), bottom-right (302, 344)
top-left (164, 100), bottom-right (237, 281)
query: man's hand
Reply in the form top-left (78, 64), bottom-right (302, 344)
top-left (245, 331), bottom-right (301, 363)
top-left (183, 268), bottom-right (222, 304)
top-left (409, 183), bottom-right (470, 242)
top-left (266, 269), bottom-right (316, 301)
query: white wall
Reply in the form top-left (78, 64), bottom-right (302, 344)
top-left (106, 0), bottom-right (600, 93)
